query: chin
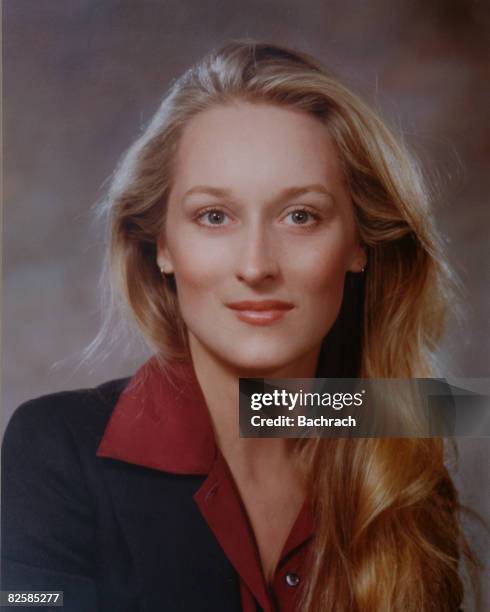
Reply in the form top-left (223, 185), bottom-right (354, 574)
top-left (189, 329), bottom-right (316, 377)
top-left (230, 360), bottom-right (285, 377)
top-left (220, 345), bottom-right (302, 377)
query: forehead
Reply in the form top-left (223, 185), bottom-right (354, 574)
top-left (171, 102), bottom-right (344, 193)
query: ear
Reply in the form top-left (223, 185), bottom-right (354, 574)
top-left (156, 235), bottom-right (175, 274)
top-left (347, 244), bottom-right (367, 273)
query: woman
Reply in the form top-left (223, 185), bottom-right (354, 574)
top-left (2, 40), bottom-right (473, 611)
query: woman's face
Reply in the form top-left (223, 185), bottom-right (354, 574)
top-left (158, 102), bottom-right (365, 375)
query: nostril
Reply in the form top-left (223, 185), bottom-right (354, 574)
top-left (236, 265), bottom-right (279, 285)
top-left (235, 256), bottom-right (280, 284)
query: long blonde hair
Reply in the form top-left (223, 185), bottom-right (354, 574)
top-left (99, 40), bottom-right (475, 610)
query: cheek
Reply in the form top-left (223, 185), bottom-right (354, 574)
top-left (288, 242), bottom-right (350, 341)
top-left (285, 233), bottom-right (353, 297)
top-left (166, 230), bottom-right (230, 294)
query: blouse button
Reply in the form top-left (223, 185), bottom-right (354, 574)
top-left (285, 572), bottom-right (300, 587)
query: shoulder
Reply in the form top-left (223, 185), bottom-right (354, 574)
top-left (1, 377), bottom-right (131, 586)
top-left (1, 377), bottom-right (131, 512)
top-left (2, 377), bottom-right (129, 458)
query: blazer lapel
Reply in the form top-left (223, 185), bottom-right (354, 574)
top-left (98, 457), bottom-right (243, 611)
top-left (95, 358), bottom-right (243, 610)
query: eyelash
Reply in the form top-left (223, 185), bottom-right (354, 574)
top-left (285, 207), bottom-right (322, 226)
top-left (195, 208), bottom-right (231, 227)
top-left (195, 206), bottom-right (322, 228)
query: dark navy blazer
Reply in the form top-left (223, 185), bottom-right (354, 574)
top-left (1, 379), bottom-right (245, 612)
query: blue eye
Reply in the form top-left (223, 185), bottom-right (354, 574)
top-left (285, 209), bottom-right (318, 225)
top-left (198, 209), bottom-right (230, 226)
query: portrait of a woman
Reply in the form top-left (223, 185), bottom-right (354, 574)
top-left (2, 40), bottom-right (476, 611)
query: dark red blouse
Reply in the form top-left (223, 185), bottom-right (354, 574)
top-left (96, 358), bottom-right (314, 612)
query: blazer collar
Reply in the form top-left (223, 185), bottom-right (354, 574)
top-left (96, 357), bottom-right (217, 475)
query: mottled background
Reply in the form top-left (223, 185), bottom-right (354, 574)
top-left (3, 0), bottom-right (489, 604)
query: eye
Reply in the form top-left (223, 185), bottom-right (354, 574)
top-left (196, 208), bottom-right (232, 227)
top-left (283, 208), bottom-right (320, 226)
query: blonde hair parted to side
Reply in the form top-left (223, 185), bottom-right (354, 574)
top-left (98, 41), bottom-right (476, 611)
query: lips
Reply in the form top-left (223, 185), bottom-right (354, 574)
top-left (226, 300), bottom-right (294, 326)
top-left (226, 300), bottom-right (294, 311)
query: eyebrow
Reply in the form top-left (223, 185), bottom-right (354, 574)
top-left (181, 184), bottom-right (335, 206)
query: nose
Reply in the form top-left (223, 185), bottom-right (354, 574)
top-left (235, 224), bottom-right (280, 285)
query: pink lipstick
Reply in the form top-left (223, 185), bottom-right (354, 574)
top-left (226, 300), bottom-right (294, 326)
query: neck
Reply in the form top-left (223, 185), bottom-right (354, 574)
top-left (188, 335), bottom-right (320, 480)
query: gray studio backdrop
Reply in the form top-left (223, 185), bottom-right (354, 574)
top-left (3, 0), bottom-right (489, 605)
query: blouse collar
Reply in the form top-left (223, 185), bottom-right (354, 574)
top-left (96, 357), bottom-right (217, 475)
